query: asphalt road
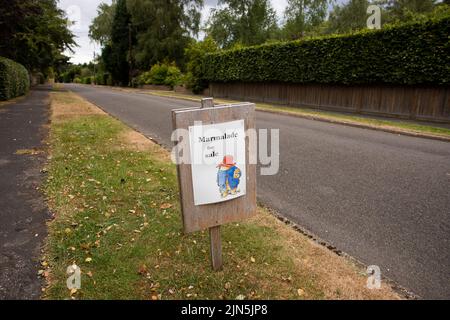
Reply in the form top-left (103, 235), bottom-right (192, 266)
top-left (67, 84), bottom-right (450, 299)
top-left (0, 86), bottom-right (51, 299)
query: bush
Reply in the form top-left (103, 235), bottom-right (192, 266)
top-left (82, 77), bottom-right (92, 85)
top-left (149, 63), bottom-right (169, 85)
top-left (0, 57), bottom-right (30, 100)
top-left (94, 74), bottom-right (103, 85)
top-left (106, 74), bottom-right (113, 86)
top-left (138, 63), bottom-right (182, 88)
top-left (94, 73), bottom-right (110, 86)
top-left (165, 65), bottom-right (182, 87)
top-left (61, 72), bottom-right (72, 83)
top-left (202, 16), bottom-right (450, 86)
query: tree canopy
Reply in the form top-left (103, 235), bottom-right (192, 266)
top-left (206, 0), bottom-right (278, 48)
top-left (324, 0), bottom-right (371, 34)
top-left (89, 0), bottom-right (117, 46)
top-left (103, 0), bottom-right (134, 86)
top-left (0, 0), bottom-right (75, 74)
top-left (324, 0), bottom-right (442, 35)
top-left (383, 0), bottom-right (437, 23)
top-left (90, 0), bottom-right (203, 81)
top-left (127, 0), bottom-right (203, 69)
top-left (281, 0), bottom-right (331, 40)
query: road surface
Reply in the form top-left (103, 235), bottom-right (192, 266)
top-left (67, 84), bottom-right (450, 299)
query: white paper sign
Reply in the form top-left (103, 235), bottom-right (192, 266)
top-left (189, 119), bottom-right (247, 206)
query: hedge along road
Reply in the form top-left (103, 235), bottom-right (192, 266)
top-left (66, 84), bottom-right (450, 299)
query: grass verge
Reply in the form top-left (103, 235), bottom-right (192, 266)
top-left (143, 90), bottom-right (450, 139)
top-left (42, 89), bottom-right (401, 300)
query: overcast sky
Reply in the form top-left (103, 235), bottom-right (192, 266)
top-left (60, 0), bottom-right (347, 64)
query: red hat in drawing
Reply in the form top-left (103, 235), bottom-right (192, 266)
top-left (219, 155), bottom-right (235, 167)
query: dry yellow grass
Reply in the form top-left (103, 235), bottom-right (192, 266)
top-left (117, 130), bottom-right (172, 163)
top-left (50, 90), bottom-right (104, 123)
top-left (15, 148), bottom-right (44, 155)
top-left (251, 211), bottom-right (401, 299)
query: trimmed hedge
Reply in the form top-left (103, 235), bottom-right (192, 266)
top-left (0, 57), bottom-right (30, 100)
top-left (202, 17), bottom-right (450, 86)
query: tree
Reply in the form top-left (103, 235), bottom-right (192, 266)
top-left (127, 0), bottom-right (203, 70)
top-left (0, 0), bottom-right (75, 74)
top-left (323, 0), bottom-right (442, 35)
top-left (324, 0), bottom-right (371, 34)
top-left (184, 36), bottom-right (218, 93)
top-left (57, 64), bottom-right (82, 83)
top-left (206, 0), bottom-right (279, 49)
top-left (281, 0), bottom-right (330, 39)
top-left (89, 0), bottom-right (117, 46)
top-left (107, 0), bottom-right (133, 86)
top-left (53, 53), bottom-right (72, 81)
top-left (382, 0), bottom-right (438, 23)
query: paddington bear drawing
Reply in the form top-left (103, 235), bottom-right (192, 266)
top-left (217, 155), bottom-right (242, 198)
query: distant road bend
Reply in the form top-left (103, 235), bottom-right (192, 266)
top-left (67, 84), bottom-right (450, 299)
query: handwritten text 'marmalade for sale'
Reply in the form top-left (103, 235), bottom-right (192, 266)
top-left (198, 132), bottom-right (238, 143)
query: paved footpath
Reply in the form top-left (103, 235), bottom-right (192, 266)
top-left (0, 86), bottom-right (51, 299)
top-left (67, 84), bottom-right (450, 299)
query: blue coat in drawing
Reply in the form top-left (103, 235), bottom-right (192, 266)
top-left (217, 156), bottom-right (242, 198)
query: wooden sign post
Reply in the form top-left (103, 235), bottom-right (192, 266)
top-left (172, 98), bottom-right (257, 271)
top-left (201, 98), bottom-right (222, 271)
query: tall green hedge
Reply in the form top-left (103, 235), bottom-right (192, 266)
top-left (0, 57), bottom-right (30, 100)
top-left (202, 17), bottom-right (450, 86)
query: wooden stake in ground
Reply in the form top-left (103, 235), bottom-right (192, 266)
top-left (172, 97), bottom-right (257, 272)
top-left (200, 98), bottom-right (223, 271)
top-left (201, 97), bottom-right (214, 109)
top-left (209, 225), bottom-right (222, 271)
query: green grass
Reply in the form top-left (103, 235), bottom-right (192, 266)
top-left (144, 90), bottom-right (450, 138)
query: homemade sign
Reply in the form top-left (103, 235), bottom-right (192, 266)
top-left (172, 98), bottom-right (257, 270)
top-left (189, 119), bottom-right (247, 206)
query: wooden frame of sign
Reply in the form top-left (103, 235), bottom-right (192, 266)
top-left (172, 98), bottom-right (257, 271)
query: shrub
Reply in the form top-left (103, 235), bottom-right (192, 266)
top-left (94, 74), bottom-right (102, 85)
top-left (94, 73), bottom-right (110, 86)
top-left (82, 77), bottom-right (92, 85)
top-left (138, 63), bottom-right (182, 88)
top-left (137, 70), bottom-right (151, 86)
top-left (80, 67), bottom-right (92, 78)
top-left (106, 74), bottom-right (113, 86)
top-left (61, 72), bottom-right (72, 83)
top-left (0, 57), bottom-right (30, 100)
top-left (149, 63), bottom-right (169, 85)
top-left (202, 16), bottom-right (450, 86)
top-left (165, 65), bottom-right (182, 87)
